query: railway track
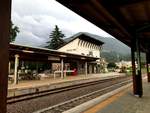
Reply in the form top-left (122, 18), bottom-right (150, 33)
top-left (7, 76), bottom-right (129, 104)
top-left (33, 79), bottom-right (131, 113)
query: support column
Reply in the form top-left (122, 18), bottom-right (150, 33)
top-left (131, 37), bottom-right (143, 97)
top-left (146, 53), bottom-right (150, 82)
top-left (61, 58), bottom-right (64, 78)
top-left (85, 61), bottom-right (87, 76)
top-left (135, 37), bottom-right (143, 97)
top-left (0, 0), bottom-right (11, 112)
top-left (14, 54), bottom-right (19, 84)
top-left (131, 39), bottom-right (137, 95)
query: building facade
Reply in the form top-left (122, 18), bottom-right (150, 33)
top-left (58, 32), bottom-right (103, 58)
top-left (58, 32), bottom-right (104, 74)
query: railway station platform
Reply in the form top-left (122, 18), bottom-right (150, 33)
top-left (83, 80), bottom-right (150, 113)
top-left (8, 72), bottom-right (125, 97)
top-left (8, 72), bottom-right (125, 89)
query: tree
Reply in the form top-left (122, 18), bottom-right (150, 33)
top-left (10, 21), bottom-right (20, 42)
top-left (46, 25), bottom-right (65, 49)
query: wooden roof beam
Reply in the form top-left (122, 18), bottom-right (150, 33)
top-left (101, 0), bottom-right (149, 6)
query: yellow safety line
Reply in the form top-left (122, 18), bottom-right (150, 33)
top-left (83, 87), bottom-right (131, 113)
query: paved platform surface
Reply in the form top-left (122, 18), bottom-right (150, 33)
top-left (8, 72), bottom-right (125, 90)
top-left (84, 80), bottom-right (150, 113)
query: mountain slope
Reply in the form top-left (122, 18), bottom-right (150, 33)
top-left (82, 32), bottom-right (131, 55)
top-left (100, 37), bottom-right (131, 55)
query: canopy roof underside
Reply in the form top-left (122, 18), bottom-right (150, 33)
top-left (57, 0), bottom-right (150, 52)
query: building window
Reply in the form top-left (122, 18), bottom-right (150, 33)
top-left (88, 43), bottom-right (90, 48)
top-left (92, 44), bottom-right (94, 49)
top-left (83, 41), bottom-right (86, 47)
top-left (86, 42), bottom-right (88, 47)
top-left (99, 46), bottom-right (101, 50)
top-left (81, 40), bottom-right (83, 46)
top-left (90, 43), bottom-right (92, 49)
top-left (95, 45), bottom-right (98, 50)
top-left (78, 39), bottom-right (81, 46)
top-left (89, 51), bottom-right (93, 56)
top-left (96, 45), bottom-right (98, 49)
top-left (94, 45), bottom-right (96, 49)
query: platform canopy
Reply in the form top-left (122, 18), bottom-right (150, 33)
top-left (56, 0), bottom-right (150, 52)
top-left (9, 43), bottom-right (98, 62)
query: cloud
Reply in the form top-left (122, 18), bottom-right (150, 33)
top-left (15, 31), bottom-right (45, 46)
top-left (12, 0), bottom-right (112, 47)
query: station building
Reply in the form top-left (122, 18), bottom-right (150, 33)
top-left (9, 32), bottom-right (104, 84)
top-left (58, 32), bottom-right (104, 74)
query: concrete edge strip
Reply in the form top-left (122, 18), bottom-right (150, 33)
top-left (63, 83), bottom-right (132, 113)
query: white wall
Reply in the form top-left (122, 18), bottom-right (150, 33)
top-left (58, 38), bottom-right (79, 54)
top-left (58, 38), bottom-right (102, 58)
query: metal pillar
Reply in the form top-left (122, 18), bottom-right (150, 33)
top-left (131, 43), bottom-right (137, 94)
top-left (135, 37), bottom-right (143, 97)
top-left (14, 54), bottom-right (19, 84)
top-left (61, 58), bottom-right (64, 78)
top-left (131, 37), bottom-right (143, 97)
top-left (0, 0), bottom-right (11, 112)
top-left (85, 62), bottom-right (87, 76)
top-left (146, 53), bottom-right (150, 82)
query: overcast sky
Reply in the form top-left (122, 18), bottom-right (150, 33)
top-left (12, 0), bottom-right (112, 47)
